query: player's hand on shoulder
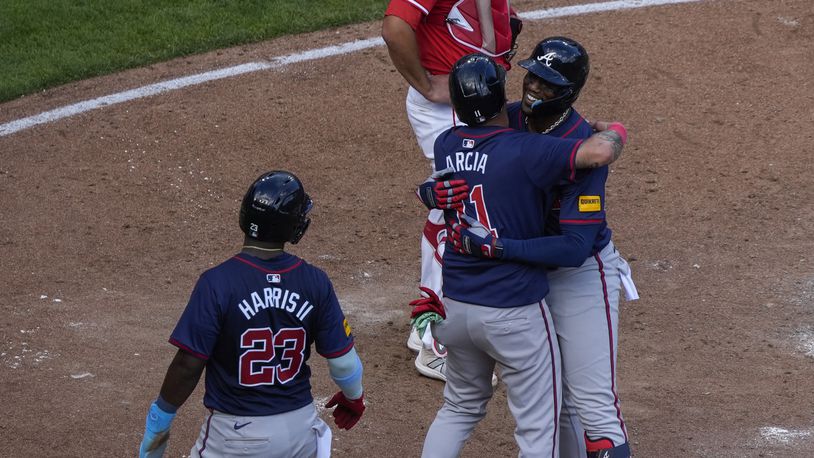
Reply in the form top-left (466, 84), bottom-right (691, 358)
top-left (139, 401), bottom-right (176, 458)
top-left (589, 120), bottom-right (627, 144)
top-left (450, 214), bottom-right (504, 259)
top-left (326, 391), bottom-right (366, 430)
top-left (416, 167), bottom-right (469, 211)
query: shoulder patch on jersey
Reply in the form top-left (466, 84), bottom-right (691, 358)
top-left (578, 195), bottom-right (601, 212)
top-left (343, 318), bottom-right (352, 337)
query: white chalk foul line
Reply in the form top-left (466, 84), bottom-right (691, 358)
top-left (0, 0), bottom-right (703, 138)
top-left (519, 0), bottom-right (702, 20)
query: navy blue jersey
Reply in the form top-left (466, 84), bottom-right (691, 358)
top-left (170, 252), bottom-right (354, 416)
top-left (507, 102), bottom-right (612, 254)
top-left (434, 125), bottom-right (581, 307)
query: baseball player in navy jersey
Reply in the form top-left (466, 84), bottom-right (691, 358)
top-left (419, 53), bottom-right (628, 458)
top-left (382, 0), bottom-right (522, 381)
top-left (444, 38), bottom-right (639, 458)
top-left (138, 171), bottom-right (365, 458)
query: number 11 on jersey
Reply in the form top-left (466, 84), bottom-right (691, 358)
top-left (469, 184), bottom-right (498, 238)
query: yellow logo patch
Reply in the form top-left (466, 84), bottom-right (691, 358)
top-left (578, 196), bottom-right (601, 212)
top-left (343, 319), bottom-right (352, 337)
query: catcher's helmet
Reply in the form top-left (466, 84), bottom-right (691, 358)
top-left (449, 53), bottom-right (507, 126)
top-left (239, 171), bottom-right (312, 244)
top-left (518, 37), bottom-right (589, 116)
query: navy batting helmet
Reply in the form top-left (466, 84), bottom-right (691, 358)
top-left (449, 53), bottom-right (507, 126)
top-left (518, 37), bottom-right (589, 116)
top-left (239, 171), bottom-right (312, 244)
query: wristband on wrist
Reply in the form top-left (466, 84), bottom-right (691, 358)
top-left (155, 395), bottom-right (178, 414)
top-left (607, 122), bottom-right (627, 145)
top-left (146, 400), bottom-right (176, 432)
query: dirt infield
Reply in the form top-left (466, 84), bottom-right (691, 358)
top-left (1, 0), bottom-right (813, 456)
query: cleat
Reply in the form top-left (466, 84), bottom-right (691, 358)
top-left (407, 326), bottom-right (423, 352)
top-left (415, 346), bottom-right (447, 381)
top-left (415, 346), bottom-right (499, 387)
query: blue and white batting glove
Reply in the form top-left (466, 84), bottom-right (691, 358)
top-left (450, 214), bottom-right (504, 259)
top-left (139, 399), bottom-right (176, 458)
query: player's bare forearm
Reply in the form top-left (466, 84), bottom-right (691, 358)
top-left (158, 349), bottom-right (206, 408)
top-left (382, 15), bottom-right (433, 98)
top-left (595, 129), bottom-right (624, 163)
top-left (575, 121), bottom-right (626, 168)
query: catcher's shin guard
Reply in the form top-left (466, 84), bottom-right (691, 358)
top-left (586, 436), bottom-right (631, 458)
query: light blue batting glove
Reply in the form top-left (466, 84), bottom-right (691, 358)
top-left (139, 400), bottom-right (176, 458)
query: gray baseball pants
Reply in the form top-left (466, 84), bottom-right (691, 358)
top-left (422, 297), bottom-right (561, 458)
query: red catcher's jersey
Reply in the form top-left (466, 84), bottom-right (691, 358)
top-left (385, 0), bottom-right (512, 75)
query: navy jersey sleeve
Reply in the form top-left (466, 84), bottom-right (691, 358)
top-left (169, 273), bottom-right (222, 360)
top-left (501, 222), bottom-right (596, 267)
top-left (558, 167), bottom-right (608, 226)
top-left (312, 276), bottom-right (354, 359)
top-left (500, 168), bottom-right (608, 267)
top-left (518, 134), bottom-right (581, 187)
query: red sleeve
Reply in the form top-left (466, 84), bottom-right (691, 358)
top-left (385, 0), bottom-right (434, 29)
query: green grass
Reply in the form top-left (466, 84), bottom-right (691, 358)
top-left (0, 0), bottom-right (388, 102)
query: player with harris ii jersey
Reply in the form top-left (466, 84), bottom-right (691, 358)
top-left (138, 171), bottom-right (365, 458)
top-left (434, 38), bottom-right (639, 458)
top-left (419, 53), bottom-right (628, 457)
top-left (381, 0), bottom-right (523, 381)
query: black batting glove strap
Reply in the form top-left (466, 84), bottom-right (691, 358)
top-left (450, 220), bottom-right (503, 259)
top-left (416, 179), bottom-right (439, 210)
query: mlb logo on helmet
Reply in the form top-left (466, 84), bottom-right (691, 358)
top-left (462, 139), bottom-right (475, 148)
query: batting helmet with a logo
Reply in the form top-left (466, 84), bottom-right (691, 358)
top-left (518, 37), bottom-right (589, 116)
top-left (239, 171), bottom-right (312, 244)
top-left (449, 53), bottom-right (507, 126)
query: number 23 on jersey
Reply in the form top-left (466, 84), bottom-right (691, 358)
top-left (239, 327), bottom-right (306, 386)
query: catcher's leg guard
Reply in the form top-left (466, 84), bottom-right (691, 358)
top-left (586, 436), bottom-right (631, 458)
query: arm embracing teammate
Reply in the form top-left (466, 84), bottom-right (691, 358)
top-left (445, 37), bottom-right (638, 458)
top-left (139, 171), bottom-right (364, 458)
top-left (382, 0), bottom-right (522, 383)
top-left (420, 53), bottom-right (626, 458)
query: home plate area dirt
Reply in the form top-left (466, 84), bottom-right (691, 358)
top-left (1, 0), bottom-right (813, 456)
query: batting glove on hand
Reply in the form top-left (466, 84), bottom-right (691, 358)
top-left (416, 167), bottom-right (469, 211)
top-left (326, 391), bottom-right (366, 430)
top-left (139, 401), bottom-right (176, 458)
top-left (450, 214), bottom-right (504, 259)
top-left (408, 286), bottom-right (446, 320)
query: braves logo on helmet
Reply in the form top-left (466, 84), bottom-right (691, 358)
top-left (518, 36), bottom-right (590, 117)
top-left (537, 52), bottom-right (557, 67)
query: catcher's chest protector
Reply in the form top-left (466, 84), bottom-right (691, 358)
top-left (446, 0), bottom-right (513, 57)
